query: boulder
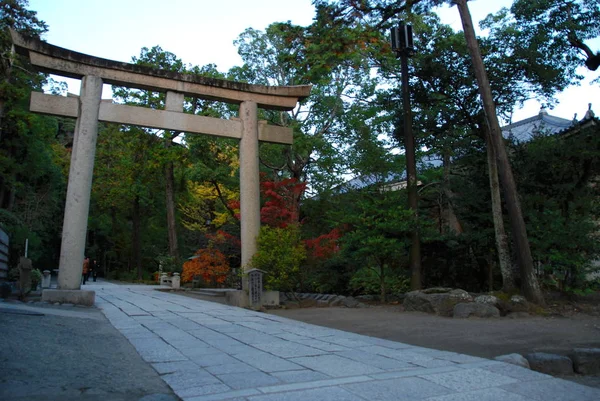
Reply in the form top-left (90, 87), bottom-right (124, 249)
top-left (403, 288), bottom-right (473, 317)
top-left (403, 291), bottom-right (436, 314)
top-left (525, 352), bottom-right (574, 375)
top-left (329, 295), bottom-right (346, 307)
top-left (422, 287), bottom-right (454, 294)
top-left (316, 300), bottom-right (329, 308)
top-left (475, 294), bottom-right (500, 307)
top-left (453, 302), bottom-right (500, 318)
top-left (509, 295), bottom-right (529, 313)
top-left (299, 298), bottom-right (317, 308)
top-left (494, 353), bottom-right (530, 369)
top-left (342, 296), bottom-right (360, 308)
top-left (571, 348), bottom-right (600, 375)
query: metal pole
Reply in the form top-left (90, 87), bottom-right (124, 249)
top-left (400, 50), bottom-right (422, 290)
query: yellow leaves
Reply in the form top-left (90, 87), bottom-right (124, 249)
top-left (179, 181), bottom-right (239, 232)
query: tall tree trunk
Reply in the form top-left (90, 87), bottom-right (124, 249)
top-left (454, 0), bottom-right (544, 305)
top-left (442, 152), bottom-right (463, 235)
top-left (164, 137), bottom-right (178, 262)
top-left (484, 130), bottom-right (515, 291)
top-left (132, 195), bottom-right (142, 280)
top-left (380, 264), bottom-right (387, 303)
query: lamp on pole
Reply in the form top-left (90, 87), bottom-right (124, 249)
top-left (391, 23), bottom-right (421, 290)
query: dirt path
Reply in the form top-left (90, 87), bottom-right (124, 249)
top-left (268, 305), bottom-right (600, 359)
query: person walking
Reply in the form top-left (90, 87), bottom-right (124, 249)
top-left (91, 259), bottom-right (98, 282)
top-left (82, 257), bottom-right (90, 285)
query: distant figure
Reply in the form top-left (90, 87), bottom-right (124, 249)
top-left (82, 257), bottom-right (90, 285)
top-left (91, 259), bottom-right (98, 282)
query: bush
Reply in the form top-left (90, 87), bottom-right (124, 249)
top-left (251, 224), bottom-right (306, 292)
top-left (349, 267), bottom-right (411, 296)
top-left (31, 269), bottom-right (42, 290)
top-left (182, 248), bottom-right (230, 285)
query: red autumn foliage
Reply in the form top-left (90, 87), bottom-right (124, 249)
top-left (304, 228), bottom-right (341, 260)
top-left (261, 178), bottom-right (307, 228)
top-left (207, 230), bottom-right (241, 248)
top-left (182, 248), bottom-right (230, 285)
top-left (226, 177), bottom-right (307, 228)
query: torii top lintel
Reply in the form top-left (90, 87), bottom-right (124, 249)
top-left (10, 30), bottom-right (311, 111)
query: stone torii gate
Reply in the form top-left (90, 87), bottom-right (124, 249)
top-left (10, 30), bottom-right (311, 306)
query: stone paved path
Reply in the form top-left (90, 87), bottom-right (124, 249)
top-left (90, 281), bottom-right (600, 401)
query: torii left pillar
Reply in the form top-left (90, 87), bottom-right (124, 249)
top-left (42, 75), bottom-right (101, 306)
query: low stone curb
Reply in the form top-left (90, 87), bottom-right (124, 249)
top-left (495, 349), bottom-right (600, 376)
top-left (279, 292), bottom-right (368, 308)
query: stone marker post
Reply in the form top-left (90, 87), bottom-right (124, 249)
top-left (42, 270), bottom-right (51, 289)
top-left (18, 256), bottom-right (32, 296)
top-left (239, 101), bottom-right (260, 291)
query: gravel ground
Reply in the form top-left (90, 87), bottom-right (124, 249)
top-left (0, 301), bottom-right (179, 401)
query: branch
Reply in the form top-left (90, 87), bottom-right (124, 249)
top-left (211, 180), bottom-right (239, 223)
top-left (569, 35), bottom-right (600, 71)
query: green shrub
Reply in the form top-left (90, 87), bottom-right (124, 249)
top-left (349, 267), bottom-right (410, 296)
top-left (251, 224), bottom-right (306, 292)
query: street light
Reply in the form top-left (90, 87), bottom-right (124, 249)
top-left (390, 23), bottom-right (414, 57)
top-left (390, 22), bottom-right (421, 290)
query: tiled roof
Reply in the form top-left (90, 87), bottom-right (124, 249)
top-left (501, 110), bottom-right (574, 142)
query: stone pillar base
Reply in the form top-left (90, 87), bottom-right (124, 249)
top-left (42, 289), bottom-right (95, 306)
top-left (225, 290), bottom-right (279, 309)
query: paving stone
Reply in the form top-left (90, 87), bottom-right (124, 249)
top-left (161, 369), bottom-right (221, 390)
top-left (152, 360), bottom-right (200, 374)
top-left (343, 376), bottom-right (452, 401)
top-left (248, 386), bottom-right (365, 401)
top-left (424, 387), bottom-right (531, 401)
top-left (253, 342), bottom-right (325, 358)
top-left (290, 354), bottom-right (383, 377)
top-left (205, 362), bottom-right (258, 375)
top-left (335, 349), bottom-right (416, 370)
top-left (174, 383), bottom-right (231, 399)
top-left (419, 367), bottom-right (519, 392)
top-left (500, 377), bottom-right (600, 401)
top-left (258, 376), bottom-right (372, 394)
top-left (188, 352), bottom-right (240, 367)
top-left (269, 369), bottom-right (330, 383)
top-left (233, 351), bottom-right (303, 373)
top-left (217, 371), bottom-right (281, 389)
top-left (481, 362), bottom-right (549, 381)
top-left (292, 338), bottom-right (349, 352)
top-left (185, 388), bottom-right (261, 401)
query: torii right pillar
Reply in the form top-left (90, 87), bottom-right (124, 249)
top-left (239, 101), bottom-right (260, 290)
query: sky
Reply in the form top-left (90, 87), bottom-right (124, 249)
top-left (27, 0), bottom-right (599, 124)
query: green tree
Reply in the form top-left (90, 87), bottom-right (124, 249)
top-left (340, 190), bottom-right (413, 302)
top-left (0, 0), bottom-right (68, 267)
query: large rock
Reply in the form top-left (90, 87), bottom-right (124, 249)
top-left (509, 295), bottom-right (529, 313)
top-left (403, 288), bottom-right (473, 317)
top-left (342, 296), bottom-right (360, 308)
top-left (329, 295), bottom-right (346, 307)
top-left (453, 302), bottom-right (500, 318)
top-left (525, 352), bottom-right (574, 375)
top-left (299, 298), bottom-right (317, 308)
top-left (571, 348), bottom-right (600, 375)
top-left (475, 294), bottom-right (500, 307)
top-left (495, 353), bottom-right (531, 369)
